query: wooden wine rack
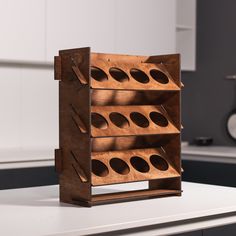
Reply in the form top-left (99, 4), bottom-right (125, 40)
top-left (54, 47), bottom-right (182, 207)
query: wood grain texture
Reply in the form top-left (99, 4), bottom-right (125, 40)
top-left (57, 47), bottom-right (92, 203)
top-left (92, 148), bottom-right (180, 186)
top-left (91, 105), bottom-right (180, 137)
top-left (91, 188), bottom-right (181, 205)
top-left (91, 134), bottom-right (179, 152)
top-left (55, 48), bottom-right (182, 206)
top-left (91, 53), bottom-right (180, 91)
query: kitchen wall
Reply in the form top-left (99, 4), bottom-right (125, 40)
top-left (0, 0), bottom-right (177, 189)
top-left (0, 0), bottom-right (176, 151)
top-left (181, 0), bottom-right (236, 146)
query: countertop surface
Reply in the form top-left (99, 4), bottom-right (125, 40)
top-left (0, 148), bottom-right (54, 169)
top-left (182, 144), bottom-right (236, 157)
top-left (181, 144), bottom-right (236, 163)
top-left (1, 182), bottom-right (236, 235)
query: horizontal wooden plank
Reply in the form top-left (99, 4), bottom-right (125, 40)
top-left (91, 189), bottom-right (181, 205)
top-left (92, 148), bottom-right (180, 186)
top-left (91, 105), bottom-right (180, 137)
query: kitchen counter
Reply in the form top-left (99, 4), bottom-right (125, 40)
top-left (0, 148), bottom-right (54, 169)
top-left (182, 145), bottom-right (236, 164)
top-left (1, 182), bottom-right (236, 235)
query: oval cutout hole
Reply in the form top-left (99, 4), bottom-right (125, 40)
top-left (109, 67), bottom-right (129, 82)
top-left (91, 66), bottom-right (108, 82)
top-left (109, 112), bottom-right (129, 128)
top-left (92, 159), bottom-right (109, 177)
top-left (150, 69), bottom-right (169, 84)
top-left (130, 112), bottom-right (149, 128)
top-left (91, 113), bottom-right (108, 129)
top-left (110, 158), bottom-right (130, 175)
top-left (130, 156), bottom-right (150, 173)
top-left (149, 112), bottom-right (168, 127)
top-left (130, 68), bottom-right (149, 84)
top-left (150, 155), bottom-right (169, 171)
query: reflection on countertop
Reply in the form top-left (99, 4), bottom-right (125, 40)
top-left (181, 142), bottom-right (236, 164)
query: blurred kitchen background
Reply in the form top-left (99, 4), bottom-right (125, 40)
top-left (1, 0), bottom-right (236, 189)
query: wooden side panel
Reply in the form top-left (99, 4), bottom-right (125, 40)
top-left (57, 47), bottom-right (92, 203)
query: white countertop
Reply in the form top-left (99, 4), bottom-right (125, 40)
top-left (1, 182), bottom-right (236, 236)
top-left (182, 145), bottom-right (236, 164)
top-left (0, 148), bottom-right (54, 169)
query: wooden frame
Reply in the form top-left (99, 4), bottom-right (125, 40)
top-left (54, 47), bottom-right (182, 207)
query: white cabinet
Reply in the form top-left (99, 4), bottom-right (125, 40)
top-left (0, 0), bottom-right (196, 65)
top-left (46, 0), bottom-right (176, 61)
top-left (19, 68), bottom-right (58, 149)
top-left (0, 1), bottom-right (195, 165)
top-left (0, 68), bottom-right (21, 148)
top-left (0, 0), bottom-right (178, 62)
top-left (114, 0), bottom-right (176, 55)
top-left (176, 0), bottom-right (197, 71)
top-left (0, 67), bottom-right (58, 149)
top-left (46, 0), bottom-right (116, 62)
top-left (0, 0), bottom-right (46, 61)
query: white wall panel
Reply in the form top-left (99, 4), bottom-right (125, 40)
top-left (46, 0), bottom-right (176, 60)
top-left (19, 68), bottom-right (58, 149)
top-left (114, 0), bottom-right (176, 55)
top-left (46, 0), bottom-right (116, 61)
top-left (0, 67), bottom-right (58, 149)
top-left (0, 0), bottom-right (46, 61)
top-left (0, 67), bottom-right (21, 148)
top-left (0, 0), bottom-right (177, 161)
top-left (176, 0), bottom-right (196, 70)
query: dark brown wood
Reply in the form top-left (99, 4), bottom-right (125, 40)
top-left (55, 149), bottom-right (62, 173)
top-left (55, 47), bottom-right (182, 206)
top-left (54, 56), bottom-right (61, 81)
top-left (91, 188), bottom-right (181, 205)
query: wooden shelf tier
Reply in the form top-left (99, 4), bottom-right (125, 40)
top-left (91, 148), bottom-right (180, 186)
top-left (91, 105), bottom-right (180, 137)
top-left (90, 53), bottom-right (180, 91)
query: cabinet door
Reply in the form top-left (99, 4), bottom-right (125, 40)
top-left (19, 68), bottom-right (58, 149)
top-left (203, 224), bottom-right (236, 236)
top-left (174, 231), bottom-right (202, 236)
top-left (114, 0), bottom-right (176, 55)
top-left (0, 67), bottom-right (58, 149)
top-left (0, 0), bottom-right (45, 61)
top-left (176, 0), bottom-right (196, 70)
top-left (46, 0), bottom-right (116, 61)
top-left (46, 0), bottom-right (176, 61)
top-left (0, 68), bottom-right (21, 149)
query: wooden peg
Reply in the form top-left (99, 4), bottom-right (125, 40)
top-left (72, 66), bottom-right (88, 85)
top-left (70, 104), bottom-right (87, 133)
top-left (71, 151), bottom-right (88, 183)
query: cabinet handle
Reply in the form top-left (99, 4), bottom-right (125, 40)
top-left (225, 75), bottom-right (236, 80)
